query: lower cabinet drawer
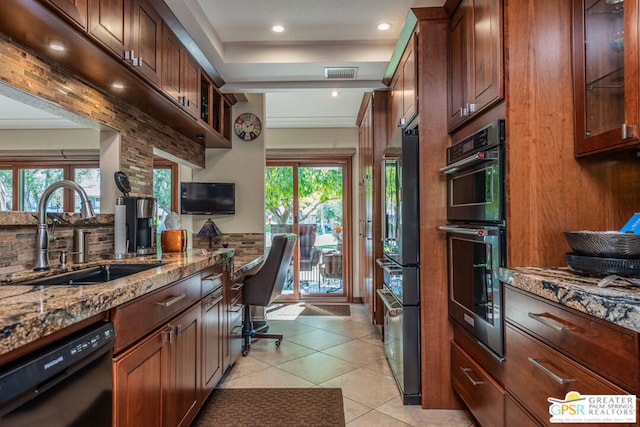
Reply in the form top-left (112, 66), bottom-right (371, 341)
top-left (113, 273), bottom-right (201, 352)
top-left (451, 341), bottom-right (505, 427)
top-left (228, 308), bottom-right (243, 362)
top-left (506, 395), bottom-right (542, 427)
top-left (505, 286), bottom-right (638, 392)
top-left (505, 324), bottom-right (636, 426)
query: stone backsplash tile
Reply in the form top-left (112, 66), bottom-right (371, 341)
top-left (192, 233), bottom-right (265, 258)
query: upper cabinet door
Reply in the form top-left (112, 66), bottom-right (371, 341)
top-left (162, 24), bottom-right (184, 103)
top-left (447, 0), bottom-right (503, 132)
top-left (44, 0), bottom-right (88, 30)
top-left (573, 0), bottom-right (640, 156)
top-left (88, 0), bottom-right (131, 56)
top-left (131, 0), bottom-right (162, 87)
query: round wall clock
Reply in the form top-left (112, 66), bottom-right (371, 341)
top-left (234, 112), bottom-right (262, 141)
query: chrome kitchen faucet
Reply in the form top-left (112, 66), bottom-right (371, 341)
top-left (34, 180), bottom-right (96, 271)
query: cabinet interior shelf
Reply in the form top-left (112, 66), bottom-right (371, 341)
top-left (586, 67), bottom-right (624, 90)
top-left (586, 0), bottom-right (624, 14)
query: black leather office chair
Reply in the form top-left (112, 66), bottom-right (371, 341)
top-left (241, 233), bottom-right (297, 356)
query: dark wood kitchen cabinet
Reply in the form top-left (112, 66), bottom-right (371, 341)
top-left (113, 324), bottom-right (165, 426)
top-left (162, 22), bottom-right (200, 118)
top-left (447, 0), bottom-right (503, 131)
top-left (356, 90), bottom-right (387, 327)
top-left (114, 303), bottom-right (200, 427)
top-left (223, 270), bottom-right (243, 371)
top-left (573, 0), bottom-right (640, 156)
top-left (130, 0), bottom-right (162, 87)
top-left (88, 0), bottom-right (130, 56)
top-left (505, 286), bottom-right (640, 426)
top-left (200, 266), bottom-right (224, 397)
top-left (389, 32), bottom-right (418, 133)
top-left (112, 272), bottom-right (202, 427)
top-left (17, 0), bottom-right (233, 147)
top-left (43, 0), bottom-right (88, 29)
top-left (451, 341), bottom-right (505, 427)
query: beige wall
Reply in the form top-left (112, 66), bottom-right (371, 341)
top-left (192, 94), bottom-right (266, 235)
top-left (0, 129), bottom-right (100, 150)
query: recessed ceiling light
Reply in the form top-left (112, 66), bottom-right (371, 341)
top-left (49, 42), bottom-right (65, 51)
top-left (112, 82), bottom-right (124, 89)
top-left (378, 23), bottom-right (391, 31)
top-left (331, 91), bottom-right (339, 98)
top-left (272, 25), bottom-right (285, 33)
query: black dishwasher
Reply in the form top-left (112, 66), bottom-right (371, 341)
top-left (0, 321), bottom-right (115, 426)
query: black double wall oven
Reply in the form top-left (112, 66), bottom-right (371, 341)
top-left (376, 129), bottom-right (421, 405)
top-left (439, 120), bottom-right (506, 357)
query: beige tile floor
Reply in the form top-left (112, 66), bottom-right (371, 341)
top-left (218, 303), bottom-right (474, 426)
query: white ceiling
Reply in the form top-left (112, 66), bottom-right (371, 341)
top-left (165, 0), bottom-right (446, 128)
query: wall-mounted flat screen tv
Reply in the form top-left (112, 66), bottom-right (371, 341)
top-left (180, 182), bottom-right (235, 215)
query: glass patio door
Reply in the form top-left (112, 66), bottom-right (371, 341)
top-left (266, 161), bottom-right (346, 299)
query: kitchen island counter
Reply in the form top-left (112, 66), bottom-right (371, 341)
top-left (501, 267), bottom-right (640, 333)
top-left (0, 249), bottom-right (261, 357)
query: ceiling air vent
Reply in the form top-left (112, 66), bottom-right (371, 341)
top-left (324, 67), bottom-right (359, 79)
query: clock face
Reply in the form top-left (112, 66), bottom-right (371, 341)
top-left (234, 113), bottom-right (262, 141)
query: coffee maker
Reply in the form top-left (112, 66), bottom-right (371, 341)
top-left (122, 196), bottom-right (157, 255)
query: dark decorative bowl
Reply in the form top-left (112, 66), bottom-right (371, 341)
top-left (564, 231), bottom-right (640, 259)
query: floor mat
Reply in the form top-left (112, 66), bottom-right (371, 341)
top-left (267, 303), bottom-right (351, 317)
top-left (194, 388), bottom-right (345, 427)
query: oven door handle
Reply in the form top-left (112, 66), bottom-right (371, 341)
top-left (376, 289), bottom-right (403, 316)
top-left (438, 225), bottom-right (499, 236)
top-left (439, 151), bottom-right (498, 174)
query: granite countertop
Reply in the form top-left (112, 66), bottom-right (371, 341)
top-left (500, 267), bottom-right (640, 334)
top-left (0, 249), bottom-right (261, 357)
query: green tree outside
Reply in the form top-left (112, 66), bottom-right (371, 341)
top-left (265, 165), bottom-right (342, 229)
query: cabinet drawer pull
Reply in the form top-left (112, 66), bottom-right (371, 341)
top-left (229, 304), bottom-right (243, 313)
top-left (527, 312), bottom-right (572, 332)
top-left (460, 367), bottom-right (484, 386)
top-left (231, 282), bottom-right (243, 291)
top-left (203, 275), bottom-right (222, 285)
top-left (154, 293), bottom-right (186, 308)
top-left (206, 295), bottom-right (223, 310)
top-left (528, 357), bottom-right (574, 384)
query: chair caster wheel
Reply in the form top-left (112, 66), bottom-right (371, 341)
top-left (242, 349), bottom-right (249, 356)
top-left (275, 340), bottom-right (281, 347)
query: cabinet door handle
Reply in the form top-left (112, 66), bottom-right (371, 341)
top-left (528, 357), bottom-right (574, 384)
top-left (528, 312), bottom-right (573, 333)
top-left (231, 282), bottom-right (243, 291)
top-left (460, 367), bottom-right (484, 386)
top-left (161, 325), bottom-right (174, 343)
top-left (154, 293), bottom-right (186, 308)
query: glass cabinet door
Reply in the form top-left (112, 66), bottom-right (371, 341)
top-left (573, 0), bottom-right (639, 156)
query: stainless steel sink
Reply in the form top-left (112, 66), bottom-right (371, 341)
top-left (17, 263), bottom-right (164, 286)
